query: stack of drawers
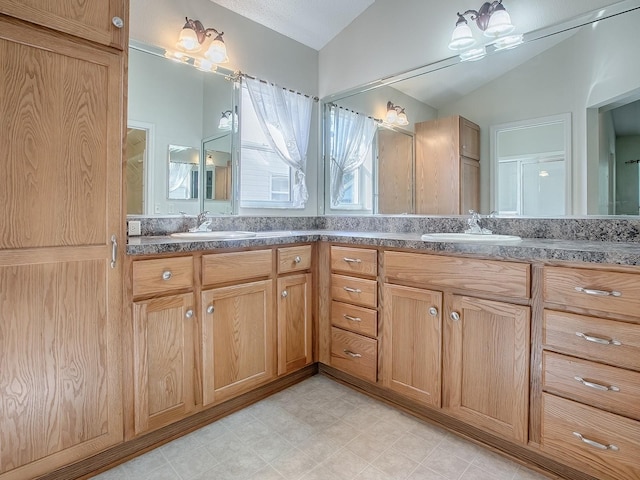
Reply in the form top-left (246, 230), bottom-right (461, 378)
top-left (541, 266), bottom-right (640, 480)
top-left (329, 246), bottom-right (378, 382)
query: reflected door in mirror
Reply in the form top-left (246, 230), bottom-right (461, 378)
top-left (377, 128), bottom-right (414, 214)
top-left (126, 127), bottom-right (147, 214)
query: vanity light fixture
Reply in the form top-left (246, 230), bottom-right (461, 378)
top-left (176, 17), bottom-right (229, 64)
top-left (218, 110), bottom-right (233, 130)
top-left (385, 102), bottom-right (409, 126)
top-left (448, 1), bottom-right (522, 61)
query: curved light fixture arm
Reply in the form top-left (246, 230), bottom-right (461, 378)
top-left (183, 17), bottom-right (225, 45)
top-left (457, 1), bottom-right (504, 31)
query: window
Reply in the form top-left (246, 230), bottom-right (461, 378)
top-left (239, 85), bottom-right (294, 208)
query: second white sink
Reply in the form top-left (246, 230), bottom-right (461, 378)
top-left (421, 233), bottom-right (522, 243)
top-left (171, 231), bottom-right (257, 240)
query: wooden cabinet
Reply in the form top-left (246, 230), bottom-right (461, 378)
top-left (0, 11), bottom-right (125, 480)
top-left (0, 0), bottom-right (127, 49)
top-left (443, 295), bottom-right (530, 443)
top-left (277, 273), bottom-right (313, 375)
top-left (540, 265), bottom-right (640, 480)
top-left (132, 293), bottom-right (196, 435)
top-left (201, 280), bottom-right (275, 406)
top-left (382, 284), bottom-right (443, 407)
top-left (415, 115), bottom-right (480, 214)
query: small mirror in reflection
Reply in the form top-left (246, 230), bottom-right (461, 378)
top-left (168, 145), bottom-right (200, 200)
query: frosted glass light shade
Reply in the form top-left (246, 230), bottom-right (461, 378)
top-left (218, 115), bottom-right (231, 130)
top-left (205, 39), bottom-right (228, 64)
top-left (178, 27), bottom-right (200, 51)
top-left (449, 23), bottom-right (477, 50)
top-left (459, 46), bottom-right (486, 62)
top-left (386, 109), bottom-right (398, 124)
top-left (485, 9), bottom-right (515, 37)
top-left (195, 58), bottom-right (217, 72)
top-left (396, 112), bottom-right (409, 126)
top-left (493, 34), bottom-right (523, 50)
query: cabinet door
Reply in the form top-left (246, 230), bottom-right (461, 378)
top-left (382, 284), bottom-right (443, 407)
top-left (460, 157), bottom-right (480, 213)
top-left (0, 18), bottom-right (124, 479)
top-left (278, 273), bottom-right (313, 375)
top-left (0, 0), bottom-right (127, 49)
top-left (132, 294), bottom-right (196, 435)
top-left (444, 295), bottom-right (530, 443)
top-left (202, 280), bottom-right (275, 406)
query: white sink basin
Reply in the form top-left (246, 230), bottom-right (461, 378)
top-left (421, 233), bottom-right (522, 243)
top-left (170, 231), bottom-right (256, 240)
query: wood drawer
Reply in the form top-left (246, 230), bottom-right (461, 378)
top-left (331, 246), bottom-right (377, 277)
top-left (541, 393), bottom-right (640, 480)
top-left (133, 256), bottom-right (193, 298)
top-left (278, 245), bottom-right (312, 274)
top-left (331, 327), bottom-right (377, 383)
top-left (543, 310), bottom-right (640, 371)
top-left (384, 251), bottom-right (530, 299)
top-left (543, 351), bottom-right (640, 420)
top-left (202, 250), bottom-right (272, 286)
top-left (331, 274), bottom-right (377, 308)
top-left (331, 301), bottom-right (377, 338)
top-left (543, 266), bottom-right (640, 318)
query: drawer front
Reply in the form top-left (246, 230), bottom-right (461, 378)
top-left (542, 393), bottom-right (640, 480)
top-left (331, 274), bottom-right (377, 308)
top-left (543, 266), bottom-right (640, 318)
top-left (331, 246), bottom-right (377, 277)
top-left (543, 310), bottom-right (640, 371)
top-left (133, 257), bottom-right (193, 297)
top-left (543, 351), bottom-right (640, 420)
top-left (384, 251), bottom-right (530, 299)
top-left (331, 327), bottom-right (377, 383)
top-left (278, 245), bottom-right (312, 274)
top-left (202, 250), bottom-right (272, 286)
top-left (331, 301), bottom-right (377, 338)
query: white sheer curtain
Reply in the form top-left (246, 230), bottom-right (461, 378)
top-left (245, 77), bottom-right (313, 208)
top-left (168, 162), bottom-right (192, 198)
top-left (329, 105), bottom-right (378, 205)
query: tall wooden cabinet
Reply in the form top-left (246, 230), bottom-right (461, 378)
top-left (0, 2), bottom-right (127, 478)
top-left (415, 115), bottom-right (480, 214)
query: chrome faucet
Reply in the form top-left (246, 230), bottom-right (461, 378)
top-left (189, 211), bottom-right (211, 232)
top-left (465, 210), bottom-right (493, 235)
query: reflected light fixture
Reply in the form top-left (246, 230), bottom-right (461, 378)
top-left (448, 1), bottom-right (522, 61)
top-left (385, 102), bottom-right (409, 126)
top-left (218, 110), bottom-right (233, 130)
top-left (176, 17), bottom-right (228, 64)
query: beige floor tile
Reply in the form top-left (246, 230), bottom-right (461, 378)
top-left (514, 465), bottom-right (553, 479)
top-left (354, 465), bottom-right (394, 480)
top-left (371, 448), bottom-right (419, 479)
top-left (422, 445), bottom-right (471, 479)
top-left (270, 448), bottom-right (319, 479)
top-left (91, 464), bottom-right (129, 479)
top-left (167, 445), bottom-right (218, 479)
top-left (122, 449), bottom-right (168, 477)
top-left (391, 432), bottom-right (440, 463)
top-left (345, 430), bottom-right (396, 463)
top-left (324, 448), bottom-right (370, 479)
top-left (471, 449), bottom-right (519, 479)
top-left (247, 431), bottom-right (294, 463)
top-left (247, 465), bottom-right (287, 480)
top-left (406, 465), bottom-right (448, 480)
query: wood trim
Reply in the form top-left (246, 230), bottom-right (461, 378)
top-left (36, 366), bottom-right (317, 480)
top-left (319, 365), bottom-right (600, 480)
top-left (529, 264), bottom-right (545, 445)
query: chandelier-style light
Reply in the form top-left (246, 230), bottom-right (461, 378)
top-left (164, 17), bottom-right (229, 70)
top-left (385, 102), bottom-right (409, 126)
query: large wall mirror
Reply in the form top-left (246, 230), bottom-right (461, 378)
top-left (126, 41), bottom-right (237, 215)
top-left (323, 1), bottom-right (640, 217)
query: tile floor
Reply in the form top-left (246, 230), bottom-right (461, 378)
top-left (93, 375), bottom-right (551, 480)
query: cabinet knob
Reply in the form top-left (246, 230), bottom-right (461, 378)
top-left (294, 256), bottom-right (302, 264)
top-left (162, 270), bottom-right (172, 281)
top-left (428, 307), bottom-right (438, 317)
top-left (185, 309), bottom-right (194, 319)
top-left (450, 311), bottom-right (461, 321)
top-left (281, 290), bottom-right (288, 298)
top-left (112, 16), bottom-right (124, 28)
top-left (207, 305), bottom-right (214, 314)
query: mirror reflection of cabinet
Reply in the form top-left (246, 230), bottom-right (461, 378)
top-left (377, 129), bottom-right (414, 214)
top-left (415, 115), bottom-right (480, 215)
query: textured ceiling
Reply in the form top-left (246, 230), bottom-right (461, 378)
top-left (209, 0), bottom-right (375, 50)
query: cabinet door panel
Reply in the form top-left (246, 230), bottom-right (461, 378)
top-left (382, 284), bottom-right (442, 406)
top-left (444, 295), bottom-right (530, 443)
top-left (278, 274), bottom-right (313, 375)
top-left (202, 280), bottom-right (275, 405)
top-left (132, 294), bottom-right (195, 435)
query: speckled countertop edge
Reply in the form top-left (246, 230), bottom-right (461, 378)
top-left (126, 230), bottom-right (640, 266)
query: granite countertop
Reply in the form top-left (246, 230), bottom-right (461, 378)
top-left (126, 230), bottom-right (640, 266)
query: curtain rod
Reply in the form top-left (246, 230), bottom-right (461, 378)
top-left (328, 102), bottom-right (382, 123)
top-left (239, 72), bottom-right (319, 102)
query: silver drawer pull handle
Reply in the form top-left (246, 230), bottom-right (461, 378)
top-left (572, 432), bottom-right (619, 451)
top-left (343, 349), bottom-right (362, 358)
top-left (343, 314), bottom-right (362, 322)
top-left (110, 235), bottom-right (118, 269)
top-left (343, 257), bottom-right (362, 264)
top-left (343, 287), bottom-right (362, 294)
top-left (162, 270), bottom-right (172, 281)
top-left (294, 256), bottom-right (302, 264)
top-left (574, 287), bottom-right (621, 297)
top-left (576, 332), bottom-right (622, 346)
top-left (574, 377), bottom-right (620, 392)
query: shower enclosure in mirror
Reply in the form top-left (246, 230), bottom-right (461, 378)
top-left (322, 1), bottom-right (640, 217)
top-left (127, 41), bottom-right (237, 215)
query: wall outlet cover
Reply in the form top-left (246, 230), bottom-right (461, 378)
top-left (128, 220), bottom-right (141, 236)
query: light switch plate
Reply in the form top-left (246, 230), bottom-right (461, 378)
top-left (128, 220), bottom-right (141, 236)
